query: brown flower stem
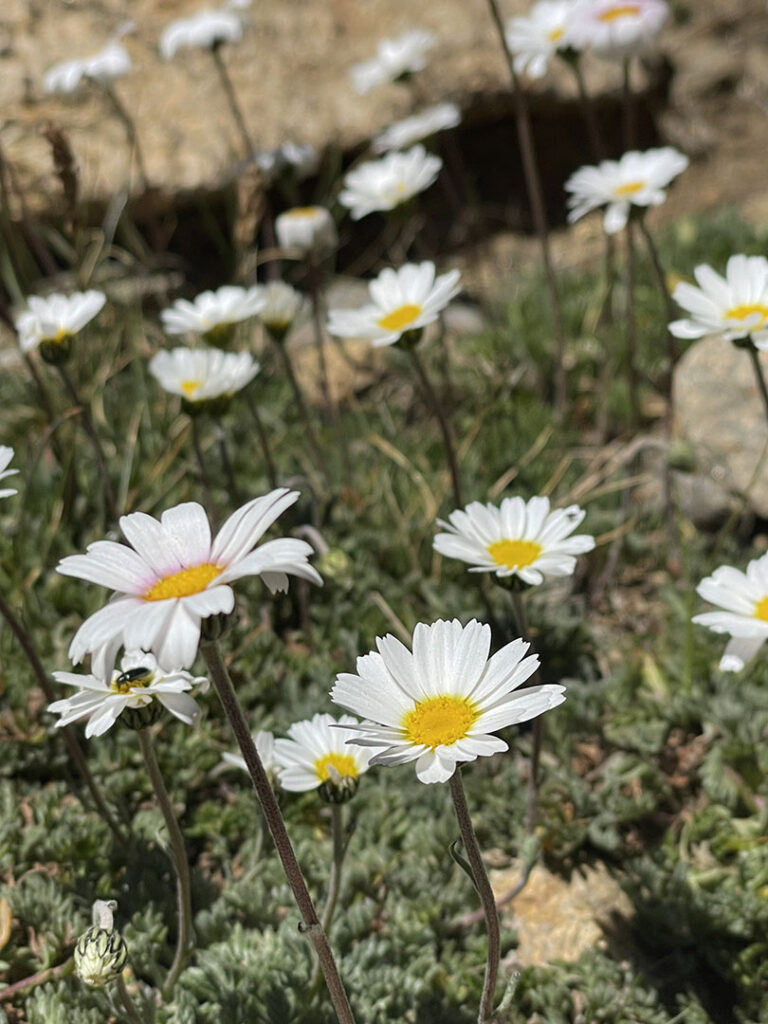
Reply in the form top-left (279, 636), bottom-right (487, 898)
top-left (449, 768), bottom-right (500, 1024)
top-left (408, 346), bottom-right (463, 508)
top-left (100, 80), bottom-right (150, 193)
top-left (485, 0), bottom-right (568, 417)
top-left (210, 45), bottom-right (255, 159)
top-left (56, 364), bottom-right (119, 524)
top-left (0, 958), bottom-right (73, 1001)
top-left (624, 218), bottom-right (640, 428)
top-left (747, 340), bottom-right (768, 428)
top-left (245, 393), bottom-right (278, 487)
top-left (115, 975), bottom-right (144, 1024)
top-left (0, 588), bottom-right (127, 845)
top-left (200, 638), bottom-right (356, 1024)
top-left (137, 728), bottom-right (194, 999)
top-left (509, 588), bottom-right (542, 834)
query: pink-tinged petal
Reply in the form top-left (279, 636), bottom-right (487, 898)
top-left (181, 586), bottom-right (235, 617)
top-left (160, 503), bottom-right (212, 564)
top-left (211, 489), bottom-right (299, 565)
top-left (120, 511), bottom-right (186, 577)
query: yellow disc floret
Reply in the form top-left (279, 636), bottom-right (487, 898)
top-left (725, 303), bottom-right (768, 326)
top-left (487, 538), bottom-right (543, 570)
top-left (144, 563), bottom-right (221, 601)
top-left (402, 694), bottom-right (480, 749)
top-left (314, 752), bottom-right (359, 782)
top-left (598, 4), bottom-right (641, 22)
top-left (754, 596), bottom-right (768, 622)
top-left (378, 304), bottom-right (422, 332)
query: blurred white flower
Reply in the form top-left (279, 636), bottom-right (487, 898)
top-left (15, 291), bottom-right (106, 355)
top-left (222, 729), bottom-right (277, 776)
top-left (149, 347), bottom-right (260, 405)
top-left (160, 285), bottom-right (265, 340)
top-left (351, 29), bottom-right (435, 94)
top-left (693, 554), bottom-right (768, 672)
top-left (44, 41), bottom-right (132, 95)
top-left (275, 206), bottom-right (337, 256)
top-left (339, 145), bottom-right (442, 220)
top-left (160, 7), bottom-right (244, 59)
top-left (433, 496), bottom-right (595, 585)
top-left (327, 261), bottom-right (460, 347)
top-left (668, 256), bottom-right (768, 349)
top-left (565, 147), bottom-right (688, 234)
top-left (372, 103), bottom-right (461, 154)
top-left (0, 448), bottom-right (18, 500)
top-left (274, 713), bottom-right (375, 793)
top-left (331, 619), bottom-right (565, 784)
top-left (57, 489), bottom-right (322, 674)
top-left (255, 143), bottom-right (319, 182)
top-left (49, 651), bottom-right (207, 738)
top-left (256, 281), bottom-right (303, 339)
top-left (506, 0), bottom-right (579, 78)
top-left (566, 0), bottom-right (668, 59)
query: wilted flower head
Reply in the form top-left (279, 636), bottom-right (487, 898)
top-left (256, 281), bottom-right (303, 341)
top-left (331, 619), bottom-right (566, 784)
top-left (693, 553), bottom-right (768, 672)
top-left (372, 103), bottom-right (461, 154)
top-left (339, 145), bottom-right (442, 220)
top-left (160, 285), bottom-right (265, 344)
top-left (149, 347), bottom-right (260, 409)
top-left (668, 255), bottom-right (768, 349)
top-left (275, 206), bottom-right (337, 256)
top-left (160, 6), bottom-right (244, 58)
top-left (434, 496), bottom-right (595, 585)
top-left (328, 261), bottom-right (461, 347)
top-left (351, 29), bottom-right (435, 94)
top-left (0, 448), bottom-right (18, 500)
top-left (567, 0), bottom-right (669, 58)
top-left (14, 290), bottom-right (106, 361)
top-left (565, 147), bottom-right (688, 234)
top-left (274, 713), bottom-right (375, 801)
top-left (57, 489), bottom-right (322, 674)
top-left (44, 41), bottom-right (132, 94)
top-left (506, 0), bottom-right (579, 78)
top-left (49, 651), bottom-right (208, 737)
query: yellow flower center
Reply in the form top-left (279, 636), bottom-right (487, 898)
top-left (613, 180), bottom-right (646, 196)
top-left (180, 378), bottom-right (203, 398)
top-left (378, 303), bottom-right (423, 332)
top-left (755, 597), bottom-right (768, 622)
top-left (402, 694), bottom-right (480, 749)
top-left (487, 538), bottom-right (543, 570)
top-left (144, 563), bottom-right (221, 602)
top-left (547, 26), bottom-right (564, 42)
top-left (314, 752), bottom-right (359, 782)
top-left (598, 4), bottom-right (641, 21)
top-left (725, 303), bottom-right (768, 326)
top-left (42, 327), bottom-right (73, 345)
top-left (284, 206), bottom-right (320, 219)
top-left (111, 668), bottom-right (155, 695)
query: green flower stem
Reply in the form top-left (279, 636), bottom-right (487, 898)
top-left (271, 337), bottom-right (330, 485)
top-left (485, 0), bottom-right (568, 418)
top-left (137, 729), bottom-right (194, 999)
top-left (215, 423), bottom-right (241, 505)
top-left (56, 363), bottom-right (119, 524)
top-left (567, 55), bottom-right (606, 161)
top-left (100, 79), bottom-right (150, 193)
top-left (509, 588), bottom-right (543, 834)
top-left (747, 340), bottom-right (768, 428)
top-left (407, 346), bottom-right (463, 509)
top-left (189, 416), bottom-right (216, 518)
top-left (210, 44), bottom-right (255, 159)
top-left (310, 803), bottom-right (346, 988)
top-left (624, 218), bottom-right (640, 428)
top-left (0, 587), bottom-right (127, 846)
top-left (200, 638), bottom-right (357, 1024)
top-left (115, 974), bottom-right (144, 1024)
top-left (23, 354), bottom-right (67, 466)
top-left (622, 56), bottom-right (636, 151)
top-left (245, 393), bottom-right (279, 488)
top-left (448, 768), bottom-right (500, 1024)
top-left (306, 257), bottom-right (333, 420)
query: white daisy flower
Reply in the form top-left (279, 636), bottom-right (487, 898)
top-left (351, 29), bottom-right (436, 95)
top-left (327, 261), bottom-right (461, 347)
top-left (57, 489), bottom-right (322, 675)
top-left (0, 447), bottom-right (18, 500)
top-left (566, 0), bottom-right (669, 59)
top-left (44, 41), bottom-right (132, 95)
top-left (693, 554), bottom-right (768, 672)
top-left (668, 256), bottom-right (768, 349)
top-left (339, 145), bottom-right (442, 221)
top-left (160, 285), bottom-right (266, 342)
top-left (505, 0), bottom-right (579, 79)
top-left (275, 206), bottom-right (337, 256)
top-left (148, 347), bottom-right (260, 406)
top-left (256, 281), bottom-right (304, 340)
top-left (222, 729), bottom-right (277, 776)
top-left (48, 651), bottom-right (208, 738)
top-left (15, 290), bottom-right (106, 356)
top-left (372, 103), bottom-right (461, 154)
top-left (256, 143), bottom-right (319, 183)
top-left (273, 713), bottom-right (375, 794)
top-left (331, 619), bottom-right (566, 785)
top-left (433, 496), bottom-right (595, 585)
top-left (565, 147), bottom-right (688, 234)
top-left (160, 7), bottom-right (244, 59)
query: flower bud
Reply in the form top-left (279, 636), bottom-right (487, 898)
top-left (74, 900), bottom-right (128, 987)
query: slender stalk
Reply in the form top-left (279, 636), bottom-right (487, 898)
top-left (310, 803), bottom-right (346, 986)
top-left (56, 364), bottom-right (119, 523)
top-left (622, 56), bottom-right (636, 152)
top-left (210, 44), bottom-right (255, 159)
top-left (485, 0), bottom-right (568, 417)
top-left (408, 346), bottom-right (463, 508)
top-left (137, 728), bottom-right (194, 999)
top-left (306, 258), bottom-right (333, 419)
top-left (449, 769), bottom-right (500, 1024)
top-left (0, 588), bottom-right (127, 845)
top-left (189, 416), bottom-right (216, 515)
top-left (23, 353), bottom-right (66, 465)
top-left (215, 423), bottom-right (240, 504)
top-left (0, 959), bottom-right (73, 1001)
top-left (747, 341), bottom-right (768, 428)
top-left (99, 80), bottom-right (151, 193)
top-left (509, 588), bottom-right (543, 834)
top-left (245, 393), bottom-right (278, 487)
top-left (272, 338), bottom-right (330, 484)
top-left (624, 218), bottom-right (640, 428)
top-left (568, 56), bottom-right (606, 161)
top-left (638, 216), bottom-right (678, 360)
top-left (115, 974), bottom-right (144, 1024)
top-left (200, 638), bottom-right (356, 1024)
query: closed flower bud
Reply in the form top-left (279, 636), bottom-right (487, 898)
top-left (74, 900), bottom-right (128, 987)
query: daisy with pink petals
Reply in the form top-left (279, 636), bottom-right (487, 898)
top-left (57, 489), bottom-right (321, 674)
